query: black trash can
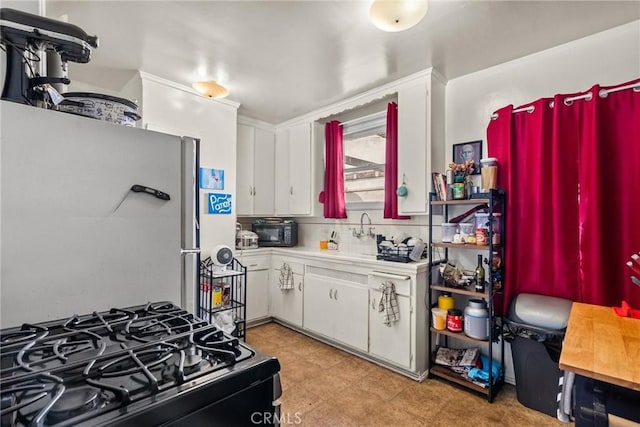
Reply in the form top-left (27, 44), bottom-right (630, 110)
top-left (505, 293), bottom-right (573, 417)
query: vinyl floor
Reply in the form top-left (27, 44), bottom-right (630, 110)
top-left (246, 322), bottom-right (564, 426)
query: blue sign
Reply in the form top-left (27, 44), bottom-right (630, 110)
top-left (208, 193), bottom-right (232, 214)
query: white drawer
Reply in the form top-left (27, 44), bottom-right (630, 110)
top-left (272, 256), bottom-right (304, 275)
top-left (239, 255), bottom-right (270, 271)
top-left (368, 271), bottom-right (411, 296)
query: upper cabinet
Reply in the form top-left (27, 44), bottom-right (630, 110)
top-left (275, 122), bottom-right (319, 216)
top-left (397, 71), bottom-right (446, 215)
top-left (237, 123), bottom-right (276, 216)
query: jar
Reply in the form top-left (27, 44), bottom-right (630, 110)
top-left (464, 299), bottom-right (490, 340)
top-left (451, 182), bottom-right (465, 200)
top-left (474, 213), bottom-right (502, 244)
top-left (438, 292), bottom-right (454, 310)
top-left (446, 309), bottom-right (463, 332)
top-left (441, 223), bottom-right (458, 243)
top-left (475, 228), bottom-right (488, 245)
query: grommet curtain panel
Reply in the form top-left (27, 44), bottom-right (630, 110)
top-left (488, 78), bottom-right (640, 311)
top-left (323, 120), bottom-right (347, 218)
top-left (384, 102), bottom-right (410, 220)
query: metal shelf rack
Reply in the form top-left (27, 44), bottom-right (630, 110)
top-left (198, 257), bottom-right (247, 340)
top-left (427, 188), bottom-right (506, 402)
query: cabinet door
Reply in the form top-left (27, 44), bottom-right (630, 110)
top-left (269, 270), bottom-right (303, 327)
top-left (274, 129), bottom-right (290, 215)
top-left (236, 124), bottom-right (255, 215)
top-left (303, 274), bottom-right (335, 339)
top-left (397, 82), bottom-right (428, 214)
top-left (369, 289), bottom-right (412, 368)
top-left (253, 128), bottom-right (275, 215)
top-left (331, 281), bottom-right (369, 352)
top-left (246, 269), bottom-right (269, 322)
top-left (288, 123), bottom-right (312, 215)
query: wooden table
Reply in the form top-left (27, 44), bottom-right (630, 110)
top-left (559, 302), bottom-right (640, 391)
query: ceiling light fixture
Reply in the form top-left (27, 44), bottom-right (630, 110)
top-left (192, 80), bottom-right (229, 99)
top-left (369, 0), bottom-right (428, 32)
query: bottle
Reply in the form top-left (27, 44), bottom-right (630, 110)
top-left (475, 254), bottom-right (485, 292)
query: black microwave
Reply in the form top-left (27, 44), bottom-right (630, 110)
top-left (252, 219), bottom-right (298, 247)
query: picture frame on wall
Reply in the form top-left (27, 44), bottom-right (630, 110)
top-left (452, 140), bottom-right (482, 175)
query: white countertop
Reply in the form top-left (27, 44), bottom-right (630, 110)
top-left (234, 246), bottom-right (429, 273)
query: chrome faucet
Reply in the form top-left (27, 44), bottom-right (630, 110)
top-left (351, 212), bottom-right (375, 238)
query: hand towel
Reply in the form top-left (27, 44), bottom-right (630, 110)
top-left (378, 281), bottom-right (400, 326)
top-left (278, 262), bottom-right (295, 290)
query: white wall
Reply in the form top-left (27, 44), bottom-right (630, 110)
top-left (140, 76), bottom-right (239, 257)
top-left (446, 20), bottom-right (640, 161)
top-left (445, 20), bottom-right (640, 385)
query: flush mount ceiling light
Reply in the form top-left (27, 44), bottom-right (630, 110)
top-left (369, 0), bottom-right (428, 32)
top-left (192, 80), bottom-right (229, 99)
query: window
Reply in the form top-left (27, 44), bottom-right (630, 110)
top-left (342, 111), bottom-right (386, 205)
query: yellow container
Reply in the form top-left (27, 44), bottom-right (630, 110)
top-left (431, 308), bottom-right (447, 330)
top-left (212, 285), bottom-right (223, 308)
top-left (438, 293), bottom-right (455, 310)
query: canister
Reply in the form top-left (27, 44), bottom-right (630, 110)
top-left (446, 309), bottom-right (463, 332)
top-left (464, 299), bottom-right (490, 340)
top-left (438, 292), bottom-right (454, 310)
top-left (441, 223), bottom-right (457, 243)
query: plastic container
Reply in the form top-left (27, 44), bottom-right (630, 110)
top-left (446, 309), bottom-right (463, 332)
top-left (480, 157), bottom-right (498, 191)
top-left (438, 292), bottom-right (454, 310)
top-left (475, 213), bottom-right (502, 244)
top-left (458, 222), bottom-right (474, 240)
top-left (441, 223), bottom-right (457, 243)
top-left (431, 308), bottom-right (447, 330)
top-left (464, 299), bottom-right (490, 340)
top-left (505, 293), bottom-right (573, 417)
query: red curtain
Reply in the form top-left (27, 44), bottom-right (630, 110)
top-left (578, 80), bottom-right (640, 307)
top-left (323, 121), bottom-right (347, 218)
top-left (488, 78), bottom-right (640, 310)
top-left (384, 102), bottom-right (410, 219)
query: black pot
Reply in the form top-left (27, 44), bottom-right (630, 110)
top-left (58, 92), bottom-right (141, 127)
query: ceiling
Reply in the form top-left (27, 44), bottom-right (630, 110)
top-left (44, 1), bottom-right (640, 124)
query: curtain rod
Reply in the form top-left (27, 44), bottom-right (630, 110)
top-left (490, 81), bottom-right (640, 120)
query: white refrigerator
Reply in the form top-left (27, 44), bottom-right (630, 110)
top-left (0, 101), bottom-right (200, 327)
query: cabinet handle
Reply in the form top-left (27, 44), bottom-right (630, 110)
top-left (248, 264), bottom-right (258, 267)
top-left (290, 186), bottom-right (293, 195)
top-left (371, 298), bottom-right (376, 309)
top-left (252, 187), bottom-right (256, 196)
top-left (249, 186), bottom-right (253, 196)
top-left (329, 289), bottom-right (333, 299)
top-left (298, 282), bottom-right (302, 291)
top-left (334, 289), bottom-right (338, 300)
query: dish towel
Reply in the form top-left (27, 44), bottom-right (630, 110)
top-left (378, 281), bottom-right (400, 326)
top-left (278, 262), bottom-right (295, 290)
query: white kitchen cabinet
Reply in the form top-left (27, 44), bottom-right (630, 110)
top-left (275, 122), bottom-right (313, 215)
top-left (269, 259), bottom-right (304, 327)
top-left (368, 290), bottom-right (411, 368)
top-left (397, 70), bottom-right (446, 215)
top-left (304, 274), bottom-right (368, 352)
top-left (237, 124), bottom-right (275, 216)
top-left (238, 253), bottom-right (270, 323)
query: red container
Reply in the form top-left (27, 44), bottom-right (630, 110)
top-left (447, 309), bottom-right (463, 332)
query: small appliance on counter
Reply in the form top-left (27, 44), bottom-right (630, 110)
top-left (236, 230), bottom-right (259, 250)
top-left (252, 218), bottom-right (298, 247)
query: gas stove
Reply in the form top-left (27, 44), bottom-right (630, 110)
top-left (0, 302), bottom-right (280, 426)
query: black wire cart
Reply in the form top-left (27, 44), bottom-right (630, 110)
top-left (198, 257), bottom-right (247, 340)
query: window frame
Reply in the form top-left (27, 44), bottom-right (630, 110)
top-left (342, 111), bottom-right (387, 210)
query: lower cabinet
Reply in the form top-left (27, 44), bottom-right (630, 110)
top-left (368, 289), bottom-right (411, 368)
top-left (239, 254), bottom-right (270, 323)
top-left (269, 268), bottom-right (303, 327)
top-left (303, 274), bottom-right (368, 352)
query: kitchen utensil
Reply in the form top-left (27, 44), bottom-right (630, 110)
top-left (58, 92), bottom-right (141, 126)
top-left (112, 184), bottom-right (171, 213)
